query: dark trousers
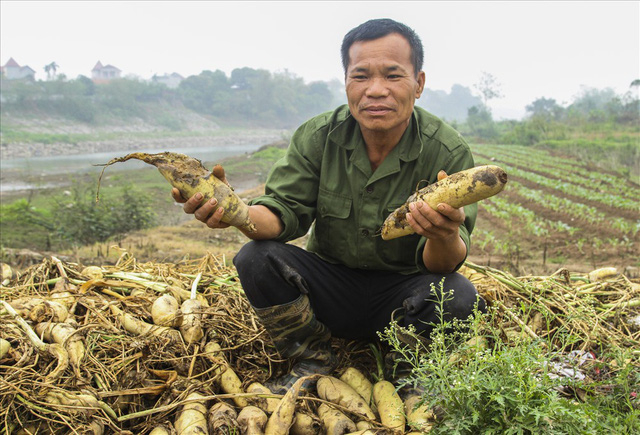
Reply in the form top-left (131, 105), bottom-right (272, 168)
top-left (233, 240), bottom-right (484, 341)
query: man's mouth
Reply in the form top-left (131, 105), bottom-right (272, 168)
top-left (361, 105), bottom-right (394, 115)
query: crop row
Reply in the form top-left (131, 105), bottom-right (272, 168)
top-left (473, 144), bottom-right (629, 185)
top-left (503, 180), bottom-right (639, 236)
top-left (473, 145), bottom-right (639, 201)
top-left (481, 196), bottom-right (578, 237)
top-left (473, 155), bottom-right (638, 211)
top-left (473, 149), bottom-right (634, 201)
top-left (471, 226), bottom-right (634, 262)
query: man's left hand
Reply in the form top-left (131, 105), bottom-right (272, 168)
top-left (406, 201), bottom-right (465, 242)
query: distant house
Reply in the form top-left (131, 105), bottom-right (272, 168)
top-left (152, 72), bottom-right (184, 89)
top-left (2, 58), bottom-right (36, 80)
top-left (91, 61), bottom-right (122, 83)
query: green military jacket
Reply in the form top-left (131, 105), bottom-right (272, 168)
top-left (250, 105), bottom-right (477, 274)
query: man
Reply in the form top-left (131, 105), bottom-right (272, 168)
top-left (173, 18), bottom-right (484, 393)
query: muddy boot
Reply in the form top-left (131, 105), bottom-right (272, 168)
top-left (385, 308), bottom-right (429, 399)
top-left (384, 351), bottom-right (426, 400)
top-left (254, 294), bottom-right (338, 394)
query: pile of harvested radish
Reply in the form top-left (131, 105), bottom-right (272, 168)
top-left (0, 253), bottom-right (436, 434)
top-left (2, 252), bottom-right (637, 434)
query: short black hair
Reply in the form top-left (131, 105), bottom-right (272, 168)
top-left (341, 18), bottom-right (424, 77)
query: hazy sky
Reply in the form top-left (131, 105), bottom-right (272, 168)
top-left (1, 1), bottom-right (638, 119)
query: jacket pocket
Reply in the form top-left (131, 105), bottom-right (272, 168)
top-left (314, 188), bottom-right (353, 257)
top-left (317, 188), bottom-right (352, 219)
top-left (378, 202), bottom-right (421, 270)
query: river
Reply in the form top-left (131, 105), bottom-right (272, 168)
top-left (0, 143), bottom-right (267, 194)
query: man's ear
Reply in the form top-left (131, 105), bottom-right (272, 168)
top-left (415, 71), bottom-right (426, 98)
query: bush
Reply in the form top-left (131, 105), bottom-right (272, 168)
top-left (51, 182), bottom-right (156, 247)
top-left (379, 279), bottom-right (640, 434)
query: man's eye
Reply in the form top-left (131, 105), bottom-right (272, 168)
top-left (388, 75), bottom-right (401, 79)
top-left (352, 75), bottom-right (367, 80)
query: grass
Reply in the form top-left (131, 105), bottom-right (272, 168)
top-left (0, 130), bottom-right (95, 144)
top-left (0, 126), bottom-right (284, 145)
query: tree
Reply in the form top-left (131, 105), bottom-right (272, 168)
top-left (44, 62), bottom-right (59, 80)
top-left (418, 84), bottom-right (482, 122)
top-left (466, 105), bottom-right (497, 140)
top-left (474, 71), bottom-right (503, 109)
top-left (178, 70), bottom-right (230, 115)
top-left (525, 97), bottom-right (563, 120)
top-left (567, 86), bottom-right (618, 123)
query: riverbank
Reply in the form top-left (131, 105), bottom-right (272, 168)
top-left (0, 127), bottom-right (288, 196)
top-left (0, 129), bottom-right (287, 160)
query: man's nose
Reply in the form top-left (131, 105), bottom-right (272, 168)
top-left (365, 77), bottom-right (389, 97)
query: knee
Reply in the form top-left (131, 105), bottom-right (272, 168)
top-left (441, 273), bottom-right (486, 320)
top-left (233, 240), bottom-right (278, 275)
top-left (233, 241), bottom-right (305, 308)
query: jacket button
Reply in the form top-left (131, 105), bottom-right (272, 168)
top-left (366, 185), bottom-right (374, 193)
top-left (361, 229), bottom-right (370, 237)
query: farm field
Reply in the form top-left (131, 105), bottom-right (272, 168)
top-left (1, 142), bottom-right (638, 278)
top-left (469, 144), bottom-right (639, 275)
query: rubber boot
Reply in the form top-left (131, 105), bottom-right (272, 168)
top-left (253, 294), bottom-right (338, 394)
top-left (385, 308), bottom-right (429, 399)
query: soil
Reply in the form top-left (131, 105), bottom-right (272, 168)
top-left (472, 181), bottom-right (639, 278)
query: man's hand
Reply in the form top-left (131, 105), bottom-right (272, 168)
top-left (172, 188), bottom-right (230, 229)
top-left (405, 169), bottom-right (464, 242)
top-left (171, 164), bottom-right (231, 230)
top-left (171, 163), bottom-right (284, 239)
top-left (406, 169), bottom-right (468, 273)
top-left (405, 201), bottom-right (465, 242)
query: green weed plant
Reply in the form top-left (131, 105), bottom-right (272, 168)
top-left (379, 279), bottom-right (639, 434)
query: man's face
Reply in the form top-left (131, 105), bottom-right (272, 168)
top-left (345, 33), bottom-right (425, 138)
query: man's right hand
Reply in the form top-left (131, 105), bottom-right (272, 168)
top-left (171, 188), bottom-right (231, 230)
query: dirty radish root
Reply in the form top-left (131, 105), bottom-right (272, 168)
top-left (148, 425), bottom-right (172, 435)
top-left (237, 406), bottom-right (268, 435)
top-left (316, 375), bottom-right (376, 421)
top-left (290, 411), bottom-right (323, 434)
top-left (1, 299), bottom-right (69, 381)
top-left (247, 382), bottom-right (280, 414)
top-left (174, 392), bottom-right (209, 435)
top-left (43, 390), bottom-right (100, 417)
top-left (0, 338), bottom-right (11, 359)
top-left (180, 298), bottom-right (204, 345)
top-left (151, 294), bottom-right (183, 327)
top-left (110, 304), bottom-right (182, 343)
top-left (34, 321), bottom-right (85, 375)
top-left (381, 164), bottom-right (507, 240)
top-left (373, 380), bottom-right (405, 432)
top-left (204, 341), bottom-right (249, 408)
top-left (8, 297), bottom-right (69, 323)
top-left (208, 401), bottom-right (239, 433)
top-left (317, 402), bottom-right (357, 434)
top-left (96, 151), bottom-right (257, 233)
top-left (339, 367), bottom-right (375, 411)
top-left (265, 375), bottom-right (320, 435)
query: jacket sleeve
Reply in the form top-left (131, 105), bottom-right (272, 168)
top-left (249, 121), bottom-right (324, 242)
